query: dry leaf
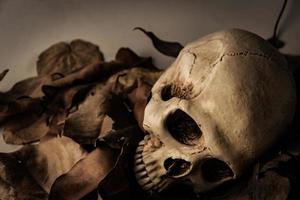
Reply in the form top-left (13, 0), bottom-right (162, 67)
top-left (1, 39), bottom-right (104, 101)
top-left (98, 126), bottom-right (144, 200)
top-left (0, 97), bottom-right (43, 123)
top-left (0, 153), bottom-right (48, 200)
top-left (2, 113), bottom-right (49, 144)
top-left (115, 47), bottom-right (157, 70)
top-left (49, 145), bottom-right (116, 200)
top-left (0, 75), bottom-right (53, 101)
top-left (0, 97), bottom-right (48, 145)
top-left (46, 61), bottom-right (128, 88)
top-left (227, 171), bottom-right (290, 200)
top-left (255, 171), bottom-right (290, 200)
top-left (0, 136), bottom-right (86, 199)
top-left (0, 69), bottom-right (9, 81)
top-left (63, 67), bottom-right (161, 145)
top-left (49, 126), bottom-right (144, 199)
top-left (134, 27), bottom-right (183, 58)
top-left (127, 80), bottom-right (152, 130)
top-left (109, 68), bottom-right (162, 130)
top-left (37, 39), bottom-right (104, 76)
top-left (18, 136), bottom-right (87, 192)
top-left (63, 83), bottom-right (110, 144)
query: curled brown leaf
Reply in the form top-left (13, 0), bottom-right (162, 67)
top-left (134, 27), bottom-right (183, 58)
top-left (108, 68), bottom-right (162, 130)
top-left (45, 61), bottom-right (127, 88)
top-left (0, 69), bottom-right (9, 81)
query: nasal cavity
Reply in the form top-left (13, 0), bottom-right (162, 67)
top-left (164, 157), bottom-right (192, 178)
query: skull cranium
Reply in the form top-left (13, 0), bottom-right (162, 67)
top-left (134, 29), bottom-right (297, 193)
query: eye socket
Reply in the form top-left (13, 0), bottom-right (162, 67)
top-left (160, 83), bottom-right (194, 101)
top-left (201, 158), bottom-right (234, 182)
top-left (166, 109), bottom-right (202, 146)
top-left (161, 85), bottom-right (172, 101)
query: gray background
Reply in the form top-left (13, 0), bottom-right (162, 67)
top-left (0, 0), bottom-right (299, 151)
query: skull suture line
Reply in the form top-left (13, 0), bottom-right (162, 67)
top-left (134, 29), bottom-right (297, 193)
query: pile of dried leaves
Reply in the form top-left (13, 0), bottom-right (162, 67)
top-left (0, 29), bottom-right (299, 200)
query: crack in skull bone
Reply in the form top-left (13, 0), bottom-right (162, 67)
top-left (220, 51), bottom-right (275, 62)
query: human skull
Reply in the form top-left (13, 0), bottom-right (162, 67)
top-left (134, 29), bottom-right (296, 193)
